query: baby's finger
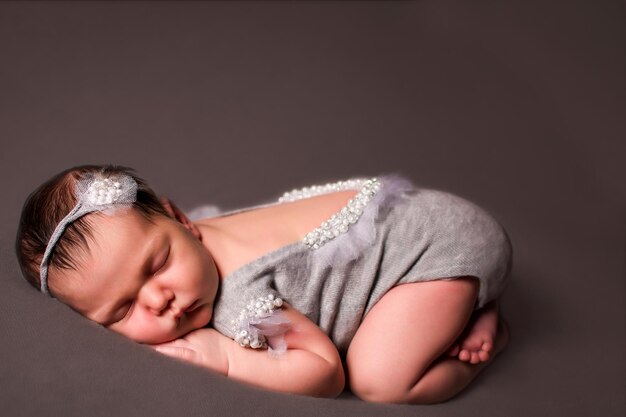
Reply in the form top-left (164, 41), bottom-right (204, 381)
top-left (154, 345), bottom-right (200, 364)
top-left (165, 338), bottom-right (190, 348)
top-left (150, 337), bottom-right (190, 350)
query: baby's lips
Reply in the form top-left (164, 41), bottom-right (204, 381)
top-left (171, 307), bottom-right (184, 319)
top-left (185, 299), bottom-right (201, 313)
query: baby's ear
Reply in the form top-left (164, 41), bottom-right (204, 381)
top-left (159, 197), bottom-right (202, 241)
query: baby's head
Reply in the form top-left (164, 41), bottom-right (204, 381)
top-left (16, 165), bottom-right (219, 344)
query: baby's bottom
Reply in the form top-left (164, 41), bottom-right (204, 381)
top-left (345, 277), bottom-right (509, 404)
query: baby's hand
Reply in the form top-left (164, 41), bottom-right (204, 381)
top-left (150, 328), bottom-right (229, 375)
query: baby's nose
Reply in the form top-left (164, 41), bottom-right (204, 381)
top-left (142, 286), bottom-right (174, 314)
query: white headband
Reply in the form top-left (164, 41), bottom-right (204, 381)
top-left (39, 172), bottom-right (138, 295)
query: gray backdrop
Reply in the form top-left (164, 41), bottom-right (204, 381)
top-left (0, 1), bottom-right (624, 417)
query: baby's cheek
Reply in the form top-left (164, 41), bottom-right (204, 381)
top-left (128, 312), bottom-right (172, 343)
top-left (189, 307), bottom-right (212, 330)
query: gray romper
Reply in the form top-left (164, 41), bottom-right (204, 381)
top-left (197, 174), bottom-right (512, 354)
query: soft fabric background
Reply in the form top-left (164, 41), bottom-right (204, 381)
top-left (0, 1), bottom-right (623, 416)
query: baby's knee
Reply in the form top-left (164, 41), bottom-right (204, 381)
top-left (347, 361), bottom-right (418, 404)
top-left (349, 367), bottom-right (454, 405)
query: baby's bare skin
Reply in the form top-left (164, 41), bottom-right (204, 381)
top-left (446, 300), bottom-right (507, 363)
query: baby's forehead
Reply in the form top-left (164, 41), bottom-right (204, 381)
top-left (95, 206), bottom-right (155, 226)
top-left (60, 210), bottom-right (163, 299)
top-left (87, 208), bottom-right (158, 247)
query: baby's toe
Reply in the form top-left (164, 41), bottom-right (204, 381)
top-left (464, 334), bottom-right (487, 352)
top-left (478, 349), bottom-right (490, 362)
top-left (458, 349), bottom-right (471, 362)
top-left (470, 352), bottom-right (481, 364)
top-left (482, 341), bottom-right (493, 353)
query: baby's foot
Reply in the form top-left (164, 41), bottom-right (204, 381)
top-left (447, 301), bottom-right (503, 364)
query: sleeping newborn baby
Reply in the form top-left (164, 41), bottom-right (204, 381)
top-left (16, 165), bottom-right (512, 404)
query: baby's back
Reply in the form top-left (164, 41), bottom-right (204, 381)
top-left (197, 189), bottom-right (359, 280)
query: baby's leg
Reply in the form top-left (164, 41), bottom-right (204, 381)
top-left (345, 277), bottom-right (508, 404)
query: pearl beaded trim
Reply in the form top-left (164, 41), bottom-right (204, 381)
top-left (278, 177), bottom-right (381, 250)
top-left (85, 178), bottom-right (125, 206)
top-left (233, 294), bottom-right (284, 349)
top-left (278, 177), bottom-right (377, 203)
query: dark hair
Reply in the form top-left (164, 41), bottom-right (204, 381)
top-left (15, 165), bottom-right (169, 296)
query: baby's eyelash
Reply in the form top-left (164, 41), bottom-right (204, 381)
top-left (155, 246), bottom-right (170, 274)
top-left (113, 301), bottom-right (134, 324)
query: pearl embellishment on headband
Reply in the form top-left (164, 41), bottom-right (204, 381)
top-left (86, 178), bottom-right (125, 206)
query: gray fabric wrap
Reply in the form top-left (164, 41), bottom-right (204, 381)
top-left (211, 175), bottom-right (513, 354)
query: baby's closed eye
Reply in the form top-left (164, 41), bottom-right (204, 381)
top-left (105, 300), bottom-right (135, 326)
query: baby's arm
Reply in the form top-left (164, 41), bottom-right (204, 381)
top-left (152, 304), bottom-right (345, 398)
